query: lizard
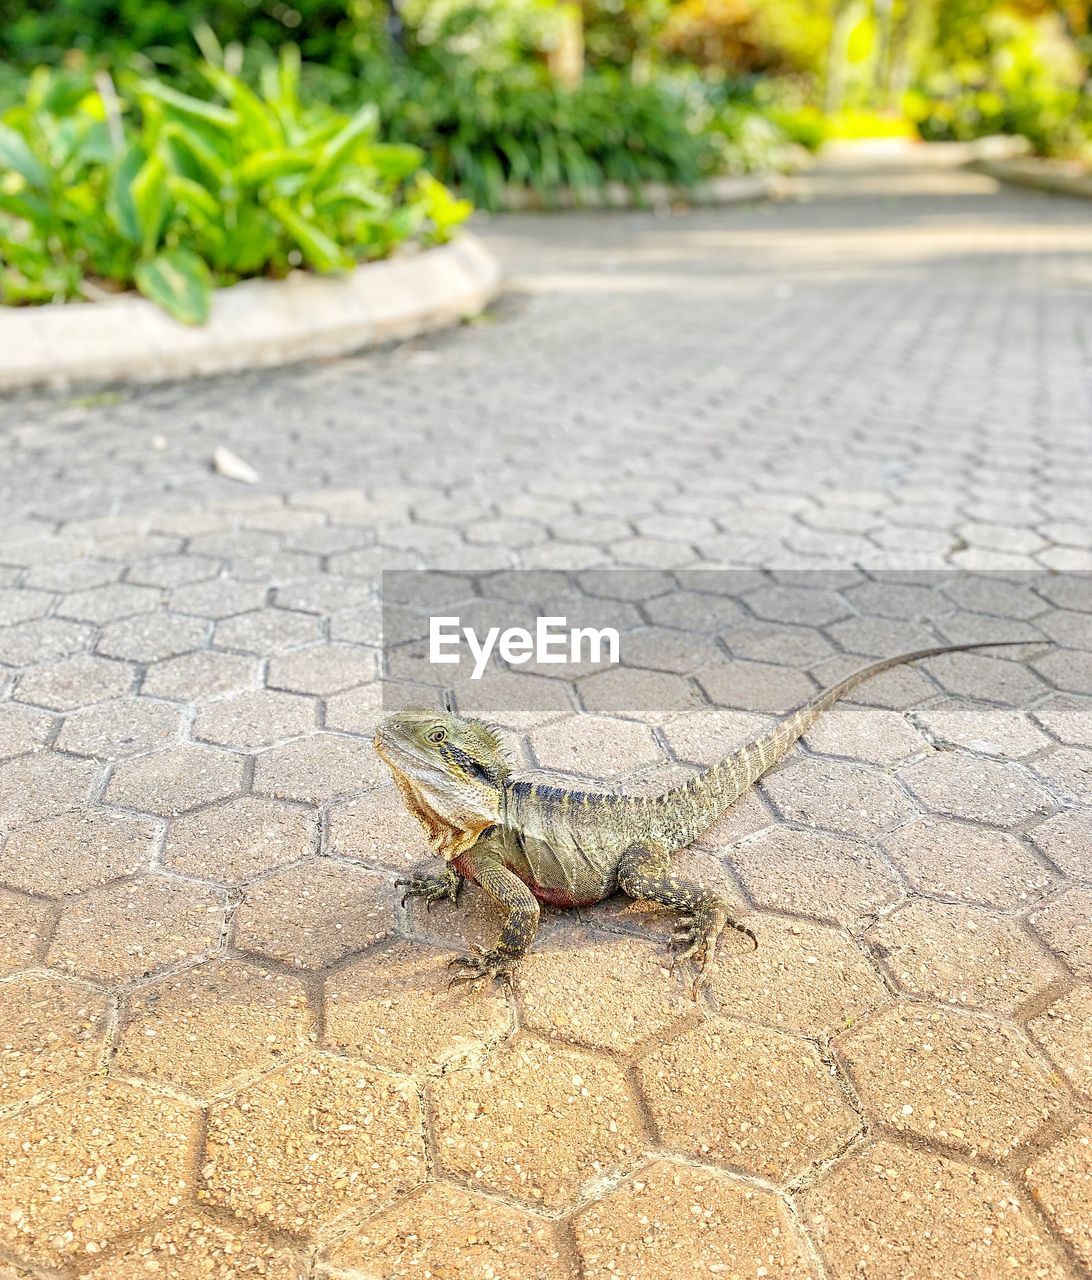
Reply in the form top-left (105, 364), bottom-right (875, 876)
top-left (374, 640), bottom-right (1031, 993)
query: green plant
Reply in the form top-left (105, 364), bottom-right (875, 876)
top-left (345, 62), bottom-right (721, 208)
top-left (0, 48), bottom-right (470, 321)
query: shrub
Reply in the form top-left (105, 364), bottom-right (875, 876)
top-left (0, 48), bottom-right (470, 321)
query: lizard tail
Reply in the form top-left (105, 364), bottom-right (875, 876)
top-left (654, 640), bottom-right (1038, 849)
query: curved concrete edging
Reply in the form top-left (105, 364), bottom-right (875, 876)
top-left (971, 155), bottom-right (1092, 200)
top-left (493, 171), bottom-right (782, 211)
top-left (0, 232), bottom-right (501, 391)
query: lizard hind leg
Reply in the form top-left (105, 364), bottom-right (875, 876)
top-left (616, 844), bottom-right (756, 998)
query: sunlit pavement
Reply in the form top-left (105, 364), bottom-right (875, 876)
top-left (0, 148), bottom-right (1089, 1278)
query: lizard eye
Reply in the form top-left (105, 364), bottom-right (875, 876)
top-left (426, 726), bottom-right (447, 745)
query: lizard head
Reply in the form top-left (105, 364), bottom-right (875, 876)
top-left (373, 707), bottom-right (511, 861)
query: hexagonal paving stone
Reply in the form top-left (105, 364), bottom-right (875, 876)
top-left (114, 957), bottom-right (311, 1096)
top-left (48, 875), bottom-right (226, 983)
top-left (802, 703), bottom-right (929, 766)
top-left (451, 670), bottom-right (574, 731)
top-left (193, 688), bottom-right (316, 749)
top-left (761, 757), bottom-right (917, 838)
top-left (529, 715), bottom-right (662, 778)
top-left (914, 700), bottom-right (1050, 759)
top-left (78, 1210), bottom-right (308, 1280)
top-left (0, 702), bottom-right (54, 759)
top-left (0, 809), bottom-right (154, 896)
top-left (868, 899), bottom-right (1064, 1015)
top-left (578, 667), bottom-right (702, 720)
top-left (57, 696), bottom-right (185, 758)
top-left (698, 661), bottom-right (816, 716)
top-left (323, 1183), bottom-right (567, 1280)
top-left (0, 585), bottom-right (54, 625)
top-left (0, 617), bottom-right (92, 666)
top-left (1027, 808), bottom-right (1092, 880)
top-left (1034, 647), bottom-right (1092, 695)
top-left (169, 577), bottom-right (268, 618)
top-left (706, 913), bottom-right (890, 1034)
top-left (639, 1017), bottom-right (858, 1183)
top-left (324, 681), bottom-right (387, 736)
top-left (0, 750), bottom-right (99, 827)
top-left (513, 922), bottom-right (691, 1053)
top-left (327, 786), bottom-right (427, 872)
top-left (213, 606), bottom-right (324, 653)
top-left (572, 1159), bottom-right (815, 1280)
top-left (1025, 1122), bottom-right (1092, 1271)
top-left (165, 796), bottom-right (315, 884)
top-left (748, 585), bottom-right (851, 627)
top-left (126, 551), bottom-right (221, 587)
top-left (254, 733), bottom-right (385, 804)
top-left (729, 827), bottom-right (903, 926)
top-left (837, 1004), bottom-right (1064, 1160)
top-left (1032, 694), bottom-right (1092, 748)
top-left (15, 654), bottom-right (134, 710)
top-left (661, 707), bottom-right (772, 767)
top-left (921, 651), bottom-right (1047, 708)
top-left (234, 859), bottom-right (395, 968)
top-left (816, 653), bottom-right (938, 710)
top-left (1027, 987), bottom-right (1092, 1105)
top-left (106, 744), bottom-right (245, 816)
top-left (644, 590), bottom-right (743, 632)
top-left (324, 940), bottom-right (509, 1073)
top-left (57, 582), bottom-right (161, 625)
top-left (727, 620), bottom-right (834, 669)
top-left (1031, 746), bottom-right (1092, 804)
top-left (621, 626), bottom-right (725, 676)
top-left (881, 817), bottom-right (1058, 909)
top-left (267, 643), bottom-right (376, 696)
top-left (798, 1139), bottom-right (1069, 1280)
top-left (0, 890), bottom-right (53, 976)
top-left (201, 1051), bottom-right (424, 1234)
top-left (0, 1079), bottom-right (196, 1269)
top-left (97, 612), bottom-right (208, 663)
top-left (899, 753), bottom-right (1054, 827)
top-left (142, 650), bottom-right (260, 702)
top-left (1030, 887), bottom-right (1092, 979)
top-left (429, 1034), bottom-right (644, 1210)
top-left (0, 974), bottom-right (111, 1106)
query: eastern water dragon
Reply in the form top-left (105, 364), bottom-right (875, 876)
top-left (374, 641), bottom-right (1030, 992)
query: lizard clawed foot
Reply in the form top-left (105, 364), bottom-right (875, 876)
top-left (669, 905), bottom-right (757, 998)
top-left (397, 870), bottom-right (461, 912)
top-left (447, 946), bottom-right (518, 988)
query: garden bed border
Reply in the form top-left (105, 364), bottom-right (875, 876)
top-left (0, 232), bottom-right (501, 392)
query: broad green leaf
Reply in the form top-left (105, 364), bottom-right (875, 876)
top-left (269, 197), bottom-right (350, 273)
top-left (134, 248), bottom-right (212, 324)
top-left (108, 142), bottom-right (146, 245)
top-left (162, 122), bottom-right (231, 190)
top-left (200, 66), bottom-right (280, 149)
top-left (131, 150), bottom-right (169, 255)
top-left (215, 204), bottom-right (279, 274)
top-left (313, 103), bottom-right (379, 182)
top-left (368, 142), bottom-right (426, 182)
top-left (415, 172), bottom-right (472, 238)
top-left (166, 173), bottom-right (220, 220)
top-left (235, 146), bottom-right (315, 186)
top-left (0, 123), bottom-right (49, 190)
top-left (137, 80), bottom-right (237, 130)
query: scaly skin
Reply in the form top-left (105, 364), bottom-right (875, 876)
top-left (374, 641), bottom-right (1031, 993)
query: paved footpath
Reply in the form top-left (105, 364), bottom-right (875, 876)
top-left (0, 149), bottom-right (1090, 1279)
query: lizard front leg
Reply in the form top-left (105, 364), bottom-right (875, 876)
top-left (617, 843), bottom-right (756, 996)
top-left (397, 861), bottom-right (464, 910)
top-left (446, 850), bottom-right (540, 988)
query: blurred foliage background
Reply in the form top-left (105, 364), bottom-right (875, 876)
top-left (1, 0), bottom-right (1088, 315)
